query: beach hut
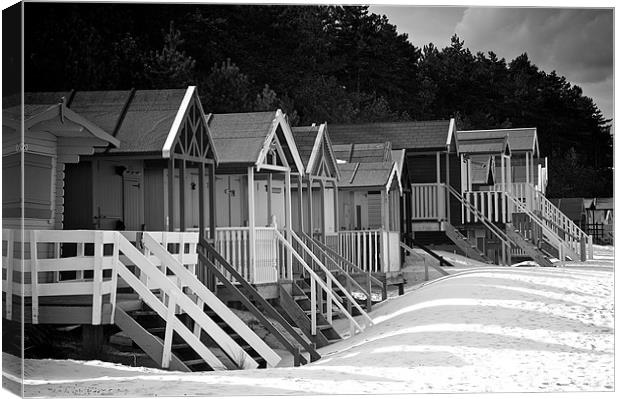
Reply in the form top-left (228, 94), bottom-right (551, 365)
top-left (2, 88), bottom-right (292, 372)
top-left (331, 143), bottom-right (404, 290)
top-left (206, 113), bottom-right (371, 348)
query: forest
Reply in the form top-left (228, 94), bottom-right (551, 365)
top-left (22, 3), bottom-right (613, 198)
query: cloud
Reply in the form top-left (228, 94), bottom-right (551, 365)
top-left (454, 8), bottom-right (613, 116)
top-left (369, 6), bottom-right (466, 49)
top-left (370, 6), bottom-right (613, 118)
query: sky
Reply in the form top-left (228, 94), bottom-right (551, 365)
top-left (369, 6), bottom-right (614, 120)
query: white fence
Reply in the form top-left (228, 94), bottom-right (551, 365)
top-left (411, 183), bottom-right (445, 220)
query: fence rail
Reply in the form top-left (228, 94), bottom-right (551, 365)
top-left (411, 183), bottom-right (445, 220)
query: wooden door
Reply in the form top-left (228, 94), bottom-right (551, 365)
top-left (122, 169), bottom-right (144, 231)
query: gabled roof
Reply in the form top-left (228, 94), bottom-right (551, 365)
top-left (594, 198), bottom-right (614, 210)
top-left (457, 136), bottom-right (510, 156)
top-left (3, 102), bottom-right (119, 147)
top-left (338, 161), bottom-right (401, 194)
top-left (549, 198), bottom-right (585, 221)
top-left (6, 87), bottom-right (211, 158)
top-left (208, 109), bottom-right (304, 173)
top-left (332, 142), bottom-right (393, 163)
top-left (457, 128), bottom-right (538, 156)
top-left (291, 123), bottom-right (340, 180)
top-left (328, 119), bottom-right (454, 151)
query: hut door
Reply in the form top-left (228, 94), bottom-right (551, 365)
top-left (123, 170), bottom-right (144, 230)
top-left (215, 175), bottom-right (244, 227)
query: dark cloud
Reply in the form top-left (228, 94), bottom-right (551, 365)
top-left (369, 6), bottom-right (613, 118)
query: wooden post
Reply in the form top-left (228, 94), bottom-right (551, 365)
top-left (310, 277), bottom-right (317, 336)
top-left (307, 178), bottom-right (314, 237)
top-left (199, 162), bottom-right (206, 240)
top-left (445, 152), bottom-right (450, 222)
top-left (248, 167), bottom-right (256, 283)
top-left (168, 157), bottom-right (175, 231)
top-left (92, 231), bottom-right (103, 325)
top-left (333, 180), bottom-right (339, 237)
top-left (179, 159), bottom-right (186, 231)
top-left (82, 325), bottom-right (105, 358)
top-left (110, 233), bottom-right (120, 324)
top-left (319, 179), bottom-right (326, 243)
top-left (285, 169), bottom-right (293, 280)
top-left (436, 152), bottom-right (444, 219)
top-left (162, 294), bottom-right (177, 369)
top-left (298, 174), bottom-right (304, 233)
top-left (267, 173), bottom-right (273, 223)
top-left (346, 277), bottom-right (354, 336)
top-left (580, 235), bottom-right (587, 262)
top-left (209, 164), bottom-right (216, 239)
top-left (366, 270), bottom-right (372, 311)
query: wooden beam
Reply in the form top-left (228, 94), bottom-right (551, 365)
top-left (446, 152), bottom-right (450, 222)
top-left (436, 152), bottom-right (441, 183)
top-left (167, 157), bottom-right (174, 231)
top-left (319, 179), bottom-right (326, 242)
top-left (209, 164), bottom-right (216, 240)
top-left (298, 174), bottom-right (304, 233)
top-left (179, 159), bottom-right (186, 231)
top-left (333, 180), bottom-right (339, 234)
top-left (307, 178), bottom-right (314, 236)
top-left (267, 173), bottom-right (273, 223)
top-left (284, 169), bottom-right (293, 279)
top-left (199, 162), bottom-right (205, 240)
top-left (248, 167), bottom-right (256, 282)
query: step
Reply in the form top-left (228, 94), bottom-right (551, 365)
top-left (184, 358), bottom-right (207, 367)
top-left (172, 343), bottom-right (190, 350)
top-left (130, 310), bottom-right (159, 317)
top-left (147, 327), bottom-right (165, 334)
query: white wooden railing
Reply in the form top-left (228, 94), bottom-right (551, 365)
top-left (336, 229), bottom-right (401, 273)
top-left (208, 226), bottom-right (285, 285)
top-left (493, 182), bottom-right (593, 260)
top-left (274, 230), bottom-right (372, 337)
top-left (411, 183), bottom-right (445, 220)
top-left (1, 229), bottom-right (279, 370)
top-left (140, 233), bottom-right (281, 368)
top-left (120, 231), bottom-right (198, 291)
top-left (2, 229), bottom-right (119, 324)
top-left (462, 190), bottom-right (509, 223)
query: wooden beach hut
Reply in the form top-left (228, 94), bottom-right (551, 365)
top-left (1, 88), bottom-right (301, 372)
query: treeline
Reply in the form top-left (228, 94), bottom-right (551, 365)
top-left (24, 4), bottom-right (612, 197)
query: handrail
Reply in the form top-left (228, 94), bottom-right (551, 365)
top-left (116, 233), bottom-right (237, 370)
top-left (288, 230), bottom-right (373, 326)
top-left (141, 233), bottom-right (281, 368)
top-left (402, 234), bottom-right (453, 267)
top-left (300, 233), bottom-right (375, 309)
top-left (303, 232), bottom-right (384, 288)
top-left (446, 185), bottom-right (514, 247)
top-left (502, 192), bottom-right (575, 260)
top-left (197, 237), bottom-right (320, 364)
top-left (400, 242), bottom-right (450, 277)
top-left (273, 230), bottom-right (367, 335)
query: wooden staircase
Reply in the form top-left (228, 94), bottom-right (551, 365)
top-left (116, 306), bottom-right (228, 371)
top-left (444, 222), bottom-right (494, 264)
top-left (274, 230), bottom-right (373, 345)
top-left (505, 214), bottom-right (555, 267)
top-left (300, 232), bottom-right (387, 311)
top-left (197, 238), bottom-right (321, 365)
top-left (113, 232), bottom-right (281, 371)
top-left (279, 279), bottom-right (342, 348)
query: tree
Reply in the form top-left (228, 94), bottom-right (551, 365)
top-left (144, 22), bottom-right (196, 88)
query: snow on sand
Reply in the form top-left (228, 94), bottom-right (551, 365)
top-left (3, 246), bottom-right (614, 396)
